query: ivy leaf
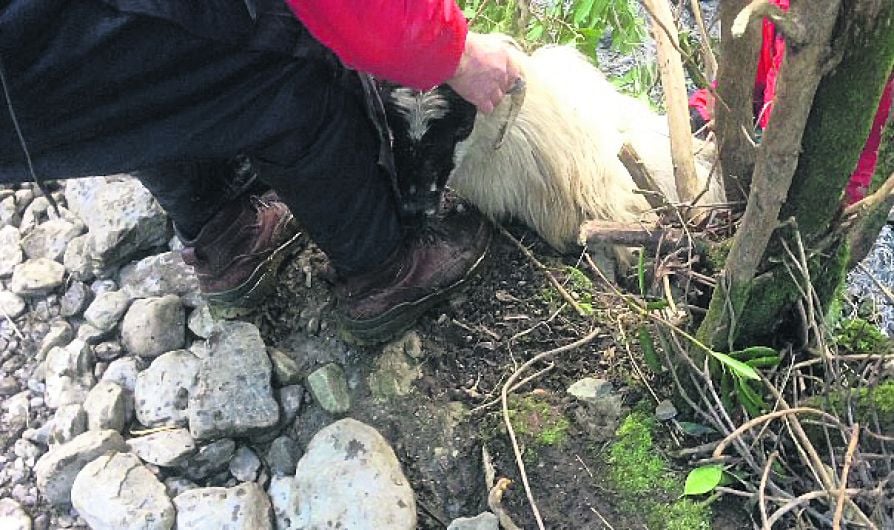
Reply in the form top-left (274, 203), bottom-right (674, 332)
top-left (729, 346), bottom-right (777, 360)
top-left (745, 356), bottom-right (781, 368)
top-left (684, 465), bottom-right (723, 496)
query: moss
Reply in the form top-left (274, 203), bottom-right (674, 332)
top-left (507, 395), bottom-right (570, 448)
top-left (649, 499), bottom-right (712, 530)
top-left (807, 382), bottom-right (894, 436)
top-left (705, 239), bottom-right (733, 272)
top-left (835, 318), bottom-right (891, 354)
top-left (607, 412), bottom-right (674, 494)
top-left (604, 412), bottom-right (713, 529)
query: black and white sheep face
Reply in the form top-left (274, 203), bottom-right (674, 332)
top-left (380, 84), bottom-right (477, 219)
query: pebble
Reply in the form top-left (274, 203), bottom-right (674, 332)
top-left (306, 363), bottom-right (351, 414)
top-left (229, 446), bottom-right (261, 482)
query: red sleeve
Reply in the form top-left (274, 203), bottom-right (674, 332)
top-left (285, 1), bottom-right (468, 90)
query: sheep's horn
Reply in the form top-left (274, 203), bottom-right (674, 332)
top-left (493, 77), bottom-right (526, 150)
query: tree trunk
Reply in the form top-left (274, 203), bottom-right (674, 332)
top-left (714, 0), bottom-right (762, 205)
top-left (700, 1), bottom-right (894, 349)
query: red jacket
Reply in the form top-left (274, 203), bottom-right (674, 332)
top-left (285, 0), bottom-right (468, 90)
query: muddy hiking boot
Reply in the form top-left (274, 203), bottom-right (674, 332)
top-left (334, 205), bottom-right (493, 345)
top-left (179, 191), bottom-right (302, 316)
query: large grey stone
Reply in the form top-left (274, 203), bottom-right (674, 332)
top-left (0, 498), bottom-right (31, 530)
top-left (44, 340), bottom-right (95, 409)
top-left (281, 418), bottom-right (416, 529)
top-left (447, 513), bottom-right (499, 530)
top-left (62, 235), bottom-right (95, 281)
top-left (64, 176), bottom-right (169, 269)
top-left (10, 258), bottom-right (65, 296)
top-left (83, 381), bottom-right (127, 432)
top-left (126, 428), bottom-right (195, 468)
top-left (34, 429), bottom-right (126, 506)
top-left (101, 357), bottom-right (139, 393)
top-left (50, 404), bottom-right (87, 446)
top-left (188, 321), bottom-right (279, 440)
top-left (121, 295), bottom-right (185, 358)
top-left (306, 363), bottom-right (350, 414)
top-left (182, 439), bottom-right (235, 481)
top-left (0, 290), bottom-right (26, 319)
top-left (71, 452), bottom-right (174, 530)
top-left (173, 483), bottom-right (272, 530)
top-left (20, 219), bottom-right (83, 262)
top-left (0, 225), bottom-right (23, 276)
top-left (119, 252), bottom-right (200, 302)
top-left (135, 350), bottom-right (200, 428)
top-left (84, 291), bottom-right (132, 331)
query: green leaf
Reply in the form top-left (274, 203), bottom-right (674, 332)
top-left (729, 346), bottom-right (777, 360)
top-left (638, 325), bottom-right (662, 372)
top-left (745, 356), bottom-right (781, 369)
top-left (645, 300), bottom-right (669, 311)
top-left (711, 352), bottom-right (761, 381)
top-left (735, 378), bottom-right (767, 417)
top-left (526, 23), bottom-right (545, 42)
top-left (684, 465), bottom-right (723, 496)
top-left (573, 0), bottom-right (597, 25)
top-left (678, 421), bottom-right (716, 437)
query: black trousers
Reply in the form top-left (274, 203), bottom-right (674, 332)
top-left (0, 0), bottom-right (401, 274)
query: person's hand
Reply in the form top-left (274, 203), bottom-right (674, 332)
top-left (446, 32), bottom-right (521, 114)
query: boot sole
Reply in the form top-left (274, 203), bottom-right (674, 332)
top-left (206, 223), bottom-right (303, 318)
top-left (336, 237), bottom-right (492, 346)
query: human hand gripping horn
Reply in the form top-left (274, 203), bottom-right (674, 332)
top-left (493, 76), bottom-right (526, 150)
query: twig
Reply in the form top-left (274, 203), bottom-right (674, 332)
top-left (711, 407), bottom-right (842, 459)
top-left (688, 0), bottom-right (718, 80)
top-left (0, 304), bottom-right (25, 341)
top-left (471, 362), bottom-right (556, 414)
top-left (590, 507), bottom-right (616, 530)
top-left (501, 327), bottom-right (602, 530)
top-left (832, 424), bottom-right (860, 530)
top-left (760, 451), bottom-right (780, 528)
top-left (765, 488), bottom-right (865, 528)
top-left (501, 226), bottom-right (588, 317)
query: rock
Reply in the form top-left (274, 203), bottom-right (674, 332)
top-left (0, 225), bottom-right (23, 276)
top-left (76, 322), bottom-right (111, 345)
top-left (101, 357), bottom-right (139, 393)
top-left (267, 475), bottom-right (292, 530)
top-left (0, 498), bottom-right (31, 530)
top-left (268, 348), bottom-right (302, 386)
top-left (164, 477), bottom-right (198, 498)
top-left (71, 452), bottom-right (174, 530)
top-left (34, 429), bottom-right (126, 506)
top-left (655, 399), bottom-right (678, 421)
top-left (306, 363), bottom-right (350, 414)
top-left (50, 404), bottom-right (87, 446)
top-left (83, 291), bottom-right (131, 331)
top-left (64, 176), bottom-right (169, 269)
top-left (229, 446), bottom-right (261, 482)
top-left (368, 332), bottom-right (423, 399)
top-left (126, 428), bottom-right (195, 467)
top-left (186, 305), bottom-right (215, 338)
top-left (277, 385), bottom-right (303, 426)
top-left (121, 295), bottom-right (185, 358)
top-left (0, 196), bottom-right (20, 226)
top-left (59, 281), bottom-right (92, 317)
top-left (91, 279), bottom-right (117, 295)
top-left (0, 375), bottom-right (18, 396)
top-left (0, 290), bottom-right (26, 318)
top-left (37, 320), bottom-right (74, 359)
top-left (20, 219), bottom-right (83, 262)
top-left (567, 377), bottom-right (615, 404)
top-left (119, 252), bottom-right (200, 302)
top-left (10, 259), bottom-right (65, 296)
top-left (44, 340), bottom-right (95, 409)
top-left (447, 513), bottom-right (499, 530)
top-left (266, 436), bottom-right (298, 477)
top-left (93, 340), bottom-right (124, 362)
top-left (62, 235), bottom-right (95, 281)
top-left (3, 391), bottom-right (30, 429)
top-left (182, 439), bottom-right (235, 481)
top-left (83, 381), bottom-right (127, 432)
top-left (173, 483), bottom-right (272, 530)
top-left (135, 350), bottom-right (200, 428)
top-left (284, 418), bottom-right (416, 529)
top-left (188, 322), bottom-right (279, 440)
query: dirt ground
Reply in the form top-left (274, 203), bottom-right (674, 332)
top-left (247, 219), bottom-right (748, 529)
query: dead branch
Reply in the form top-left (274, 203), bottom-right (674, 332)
top-left (642, 0), bottom-right (701, 205)
top-left (619, 143), bottom-right (666, 210)
top-left (732, 0), bottom-right (808, 46)
top-left (698, 0), bottom-right (843, 350)
top-left (759, 451), bottom-right (780, 528)
top-left (833, 424), bottom-right (861, 530)
top-left (487, 478), bottom-right (523, 530)
top-left (578, 220), bottom-right (684, 250)
top-left (843, 171), bottom-right (894, 265)
top-left (688, 0), bottom-right (718, 80)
